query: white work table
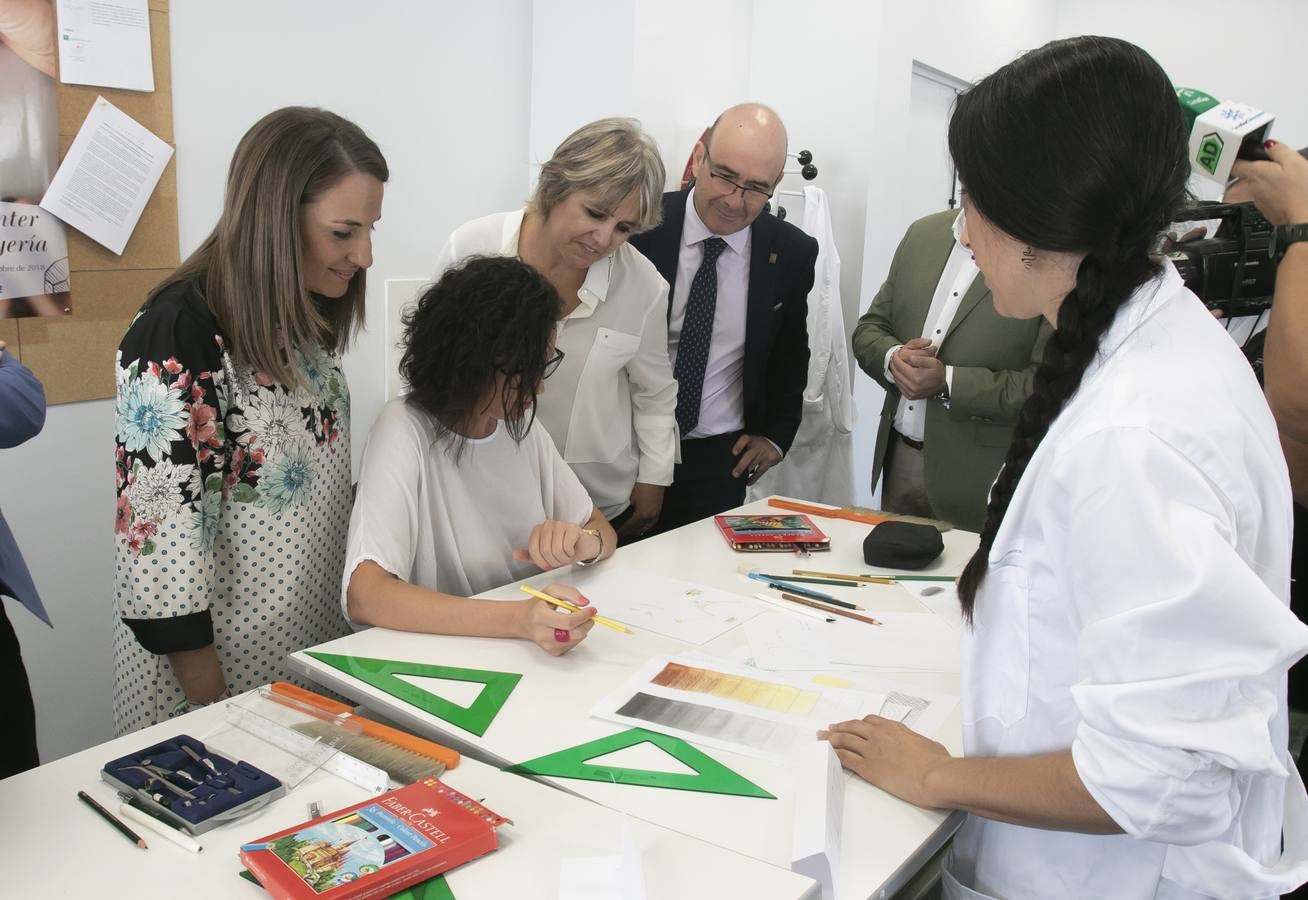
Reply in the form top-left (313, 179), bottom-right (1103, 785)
top-left (293, 497), bottom-right (976, 899)
top-left (0, 693), bottom-right (817, 899)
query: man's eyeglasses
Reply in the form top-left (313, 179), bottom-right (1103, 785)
top-left (704, 148), bottom-right (774, 202)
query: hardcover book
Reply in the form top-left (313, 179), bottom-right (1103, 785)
top-left (239, 778), bottom-right (506, 899)
top-left (713, 514), bottom-right (831, 552)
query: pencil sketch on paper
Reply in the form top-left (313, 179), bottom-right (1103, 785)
top-left (566, 567), bottom-right (762, 644)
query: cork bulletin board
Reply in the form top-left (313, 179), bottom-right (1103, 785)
top-left (12, 0), bottom-right (178, 405)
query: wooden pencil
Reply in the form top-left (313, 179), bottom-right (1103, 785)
top-left (778, 592), bottom-right (882, 626)
top-left (519, 586), bottom-right (632, 633)
top-left (78, 790), bottom-right (147, 849)
top-left (792, 569), bottom-right (898, 584)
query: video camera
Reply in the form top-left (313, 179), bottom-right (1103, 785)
top-left (1168, 201), bottom-right (1275, 317)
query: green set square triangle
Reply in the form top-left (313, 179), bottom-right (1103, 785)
top-left (505, 727), bottom-right (774, 799)
top-left (305, 651), bottom-right (521, 737)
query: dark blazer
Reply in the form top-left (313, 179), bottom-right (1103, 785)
top-left (630, 189), bottom-right (818, 454)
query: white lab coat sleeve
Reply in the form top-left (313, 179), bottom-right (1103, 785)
top-left (1053, 426), bottom-right (1308, 845)
top-left (627, 279), bottom-right (678, 486)
top-left (341, 402), bottom-right (426, 624)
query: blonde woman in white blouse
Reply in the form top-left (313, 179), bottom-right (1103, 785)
top-left (435, 118), bottom-right (677, 540)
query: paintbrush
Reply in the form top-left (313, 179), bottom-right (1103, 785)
top-left (267, 683), bottom-right (460, 784)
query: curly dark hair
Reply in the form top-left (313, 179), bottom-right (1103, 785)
top-left (400, 255), bottom-right (562, 456)
top-left (948, 36), bottom-right (1189, 622)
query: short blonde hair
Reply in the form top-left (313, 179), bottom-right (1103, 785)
top-left (530, 118), bottom-right (665, 233)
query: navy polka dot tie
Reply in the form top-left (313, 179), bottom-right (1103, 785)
top-left (674, 237), bottom-right (727, 434)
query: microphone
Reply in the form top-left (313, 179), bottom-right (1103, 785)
top-left (1176, 87), bottom-right (1275, 185)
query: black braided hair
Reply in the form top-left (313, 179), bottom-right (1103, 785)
top-left (950, 36), bottom-right (1190, 622)
top-left (400, 255), bottom-right (562, 459)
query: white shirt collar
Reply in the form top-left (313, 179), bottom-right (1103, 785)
top-left (503, 207), bottom-right (611, 313)
top-left (683, 187), bottom-right (750, 256)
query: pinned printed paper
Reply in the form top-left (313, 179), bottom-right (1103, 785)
top-left (304, 652), bottom-right (521, 738)
top-left (505, 727), bottom-right (774, 799)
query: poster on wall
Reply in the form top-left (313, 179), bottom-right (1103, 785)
top-left (0, 3), bottom-right (74, 318)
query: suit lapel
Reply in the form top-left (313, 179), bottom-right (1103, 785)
top-left (943, 271), bottom-right (991, 341)
top-left (745, 213), bottom-right (779, 358)
top-left (906, 226), bottom-right (958, 337)
top-left (648, 191), bottom-right (688, 290)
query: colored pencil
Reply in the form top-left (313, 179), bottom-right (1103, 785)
top-left (519, 585), bottom-right (632, 633)
top-left (793, 568), bottom-right (955, 584)
top-left (118, 800), bottom-right (203, 853)
top-left (744, 571), bottom-right (838, 603)
top-left (78, 790), bottom-right (147, 849)
top-left (779, 592), bottom-right (882, 626)
top-left (752, 592), bottom-right (835, 622)
top-left (757, 572), bottom-right (863, 588)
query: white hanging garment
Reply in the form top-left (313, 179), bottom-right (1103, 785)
top-left (748, 186), bottom-right (857, 506)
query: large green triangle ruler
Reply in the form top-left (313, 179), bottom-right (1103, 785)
top-left (504, 728), bottom-right (774, 799)
top-left (305, 652), bottom-right (521, 737)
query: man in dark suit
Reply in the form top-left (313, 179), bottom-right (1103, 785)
top-left (630, 103), bottom-right (817, 533)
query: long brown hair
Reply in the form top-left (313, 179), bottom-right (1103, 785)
top-left (149, 107), bottom-right (388, 385)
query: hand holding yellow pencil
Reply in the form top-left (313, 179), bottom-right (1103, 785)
top-left (519, 585), bottom-right (632, 634)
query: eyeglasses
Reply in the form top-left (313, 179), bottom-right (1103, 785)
top-left (543, 347), bottom-right (565, 379)
top-left (703, 149), bottom-right (774, 202)
top-left (498, 348), bottom-right (565, 390)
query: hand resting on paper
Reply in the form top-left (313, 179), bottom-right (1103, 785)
top-left (818, 714), bottom-right (952, 809)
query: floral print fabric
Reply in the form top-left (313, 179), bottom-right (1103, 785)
top-left (111, 283), bottom-right (353, 735)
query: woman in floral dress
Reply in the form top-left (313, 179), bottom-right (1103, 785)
top-left (112, 107), bottom-right (387, 734)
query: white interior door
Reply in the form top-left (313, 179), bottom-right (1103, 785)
top-left (852, 63), bottom-right (968, 508)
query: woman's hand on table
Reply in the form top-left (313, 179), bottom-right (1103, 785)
top-left (616, 482), bottom-right (664, 539)
top-left (517, 582), bottom-right (596, 656)
top-left (819, 714), bottom-right (953, 809)
top-left (514, 519), bottom-right (602, 570)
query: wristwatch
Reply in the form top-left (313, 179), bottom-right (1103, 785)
top-left (1271, 223), bottom-right (1308, 263)
top-left (575, 527), bottom-right (604, 567)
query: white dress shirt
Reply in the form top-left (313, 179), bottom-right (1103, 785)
top-left (944, 261), bottom-right (1308, 899)
top-left (667, 187), bottom-right (753, 440)
top-left (342, 397), bottom-right (595, 619)
top-left (435, 210), bottom-right (678, 519)
top-left (884, 210), bottom-right (979, 442)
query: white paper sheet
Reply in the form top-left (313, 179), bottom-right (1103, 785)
top-left (790, 742), bottom-right (843, 900)
top-left (900, 581), bottom-right (965, 630)
top-left (56, 0), bottom-right (154, 92)
top-left (591, 655), bottom-right (884, 761)
top-left (566, 567), bottom-right (761, 645)
top-left (558, 828), bottom-right (646, 900)
top-left (826, 611), bottom-right (961, 672)
top-left (39, 96), bottom-right (172, 255)
top-left (744, 607), bottom-right (961, 673)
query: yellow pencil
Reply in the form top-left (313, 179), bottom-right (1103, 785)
top-left (519, 585), bottom-right (632, 634)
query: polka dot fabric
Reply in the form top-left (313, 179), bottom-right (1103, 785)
top-left (673, 237), bottom-right (727, 434)
top-left (112, 291), bottom-right (354, 735)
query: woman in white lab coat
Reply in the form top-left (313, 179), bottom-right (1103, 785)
top-left (821, 36), bottom-right (1308, 898)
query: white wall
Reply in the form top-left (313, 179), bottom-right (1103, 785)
top-left (6, 0), bottom-right (535, 763)
top-left (1053, 0), bottom-right (1308, 151)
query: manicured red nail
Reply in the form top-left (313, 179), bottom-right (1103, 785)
top-left (1265, 139), bottom-right (1278, 149)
